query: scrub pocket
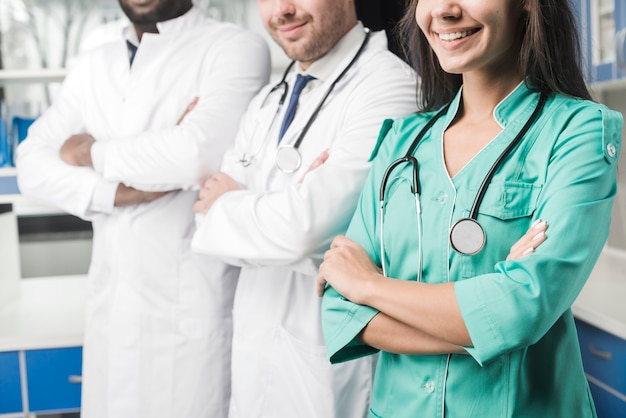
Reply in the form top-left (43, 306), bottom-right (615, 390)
top-left (477, 181), bottom-right (541, 220)
top-left (458, 181), bottom-right (542, 279)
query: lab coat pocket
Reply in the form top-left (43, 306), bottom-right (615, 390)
top-left (264, 326), bottom-right (335, 418)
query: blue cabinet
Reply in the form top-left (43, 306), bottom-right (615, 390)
top-left (0, 351), bottom-right (23, 414)
top-left (26, 347), bottom-right (82, 413)
top-left (576, 319), bottom-right (626, 418)
top-left (0, 346), bottom-right (82, 416)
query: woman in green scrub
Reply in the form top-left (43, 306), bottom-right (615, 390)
top-left (317, 0), bottom-right (623, 417)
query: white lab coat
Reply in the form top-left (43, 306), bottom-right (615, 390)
top-left (192, 24), bottom-right (418, 418)
top-left (16, 8), bottom-right (270, 418)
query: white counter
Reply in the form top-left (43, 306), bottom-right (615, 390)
top-left (0, 275), bottom-right (86, 351)
top-left (573, 246), bottom-right (626, 340)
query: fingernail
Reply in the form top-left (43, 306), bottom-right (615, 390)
top-left (532, 219), bottom-right (546, 230)
top-left (532, 231), bottom-right (545, 241)
top-left (522, 247), bottom-right (534, 256)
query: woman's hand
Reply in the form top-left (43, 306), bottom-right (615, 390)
top-left (507, 219), bottom-right (548, 260)
top-left (316, 235), bottom-right (383, 302)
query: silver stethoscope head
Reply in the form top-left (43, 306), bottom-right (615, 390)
top-left (449, 218), bottom-right (486, 255)
top-left (275, 144), bottom-right (302, 173)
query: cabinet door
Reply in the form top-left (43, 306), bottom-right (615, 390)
top-left (0, 351), bottom-right (23, 414)
top-left (576, 319), bottom-right (626, 417)
top-left (25, 347), bottom-right (82, 413)
top-left (587, 379), bottom-right (626, 418)
top-left (576, 319), bottom-right (626, 392)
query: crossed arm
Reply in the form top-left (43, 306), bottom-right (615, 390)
top-left (316, 220), bottom-right (548, 354)
top-left (193, 149), bottom-right (330, 214)
top-left (59, 98), bottom-right (199, 207)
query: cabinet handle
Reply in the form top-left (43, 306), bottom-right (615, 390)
top-left (589, 344), bottom-right (612, 361)
top-left (68, 375), bottom-right (83, 384)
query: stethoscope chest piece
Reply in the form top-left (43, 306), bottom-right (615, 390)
top-left (275, 145), bottom-right (302, 173)
top-left (449, 217), bottom-right (486, 255)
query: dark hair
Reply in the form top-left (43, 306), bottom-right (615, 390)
top-left (397, 0), bottom-right (591, 111)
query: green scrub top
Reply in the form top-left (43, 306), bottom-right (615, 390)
top-left (321, 83), bottom-right (623, 418)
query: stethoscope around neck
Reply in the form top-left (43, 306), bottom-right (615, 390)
top-left (239, 28), bottom-right (372, 173)
top-left (378, 92), bottom-right (546, 277)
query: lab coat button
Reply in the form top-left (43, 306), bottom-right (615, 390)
top-left (435, 194), bottom-right (447, 204)
top-left (607, 143), bottom-right (617, 158)
top-left (421, 381), bottom-right (435, 393)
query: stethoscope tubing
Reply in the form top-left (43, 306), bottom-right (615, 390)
top-left (468, 93), bottom-right (547, 219)
top-left (379, 91), bottom-right (547, 256)
top-left (291, 28), bottom-right (371, 150)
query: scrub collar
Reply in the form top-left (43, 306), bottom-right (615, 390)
top-left (446, 81), bottom-right (544, 131)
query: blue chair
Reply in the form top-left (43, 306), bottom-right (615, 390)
top-left (12, 116), bottom-right (36, 144)
top-left (11, 116), bottom-right (37, 166)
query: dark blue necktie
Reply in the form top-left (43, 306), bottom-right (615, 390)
top-left (127, 40), bottom-right (138, 66)
top-left (278, 74), bottom-right (315, 143)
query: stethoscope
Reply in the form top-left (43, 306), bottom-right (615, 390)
top-left (239, 28), bottom-right (372, 173)
top-left (378, 92), bottom-right (546, 277)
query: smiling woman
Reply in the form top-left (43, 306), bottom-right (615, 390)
top-left (318, 0), bottom-right (623, 417)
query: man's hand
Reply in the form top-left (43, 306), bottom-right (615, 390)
top-left (177, 97), bottom-right (199, 124)
top-left (299, 149), bottom-right (329, 183)
top-left (193, 172), bottom-right (241, 214)
top-left (114, 183), bottom-right (170, 207)
top-left (60, 134), bottom-right (95, 167)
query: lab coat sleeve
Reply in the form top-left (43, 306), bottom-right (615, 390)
top-left (456, 103), bottom-right (623, 365)
top-left (16, 55), bottom-right (118, 220)
top-left (321, 119), bottom-right (402, 363)
top-left (90, 30), bottom-right (271, 191)
top-left (191, 57), bottom-right (417, 272)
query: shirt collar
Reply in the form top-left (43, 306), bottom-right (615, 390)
top-left (123, 5), bottom-right (201, 46)
top-left (297, 21), bottom-right (367, 83)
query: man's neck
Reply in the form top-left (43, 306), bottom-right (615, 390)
top-left (134, 24), bottom-right (158, 41)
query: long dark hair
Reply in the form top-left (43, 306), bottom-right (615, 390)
top-left (398, 0), bottom-right (591, 111)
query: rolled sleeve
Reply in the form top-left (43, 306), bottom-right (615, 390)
top-left (322, 286), bottom-right (380, 363)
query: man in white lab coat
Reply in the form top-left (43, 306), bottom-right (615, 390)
top-left (191, 0), bottom-right (418, 416)
top-left (15, 1), bottom-right (270, 417)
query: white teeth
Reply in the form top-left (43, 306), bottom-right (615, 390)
top-left (439, 30), bottom-right (474, 41)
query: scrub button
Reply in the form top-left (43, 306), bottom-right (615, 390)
top-left (606, 143), bottom-right (617, 158)
top-left (421, 381), bottom-right (435, 393)
top-left (435, 194), bottom-right (448, 204)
